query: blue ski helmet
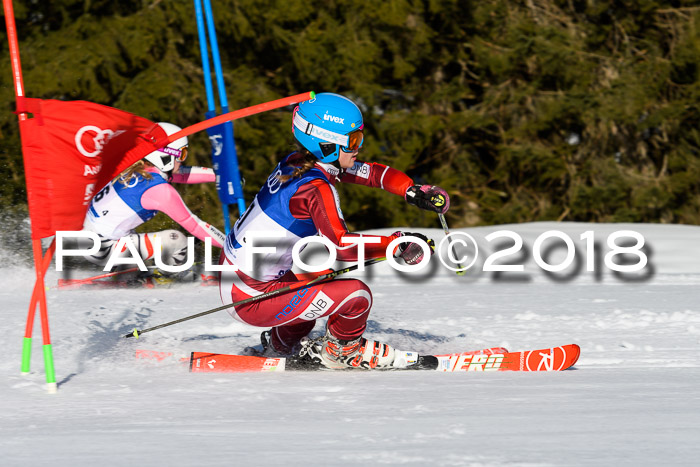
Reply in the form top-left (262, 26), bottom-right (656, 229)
top-left (292, 93), bottom-right (364, 163)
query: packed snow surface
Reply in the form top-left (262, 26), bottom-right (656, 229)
top-left (1, 222), bottom-right (699, 466)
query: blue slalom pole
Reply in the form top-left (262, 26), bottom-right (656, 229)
top-left (203, 0), bottom-right (247, 225)
top-left (194, 0), bottom-right (247, 233)
top-left (194, 0), bottom-right (232, 233)
top-left (194, 0), bottom-right (215, 112)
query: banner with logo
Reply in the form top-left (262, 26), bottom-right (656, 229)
top-left (204, 110), bottom-right (245, 209)
top-left (16, 97), bottom-right (165, 239)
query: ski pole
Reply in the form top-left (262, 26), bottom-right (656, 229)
top-left (54, 263), bottom-right (183, 289)
top-left (123, 256), bottom-right (387, 339)
top-left (55, 267), bottom-right (140, 289)
top-left (438, 213), bottom-right (466, 276)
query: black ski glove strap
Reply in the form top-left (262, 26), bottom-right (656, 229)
top-left (405, 185), bottom-right (450, 214)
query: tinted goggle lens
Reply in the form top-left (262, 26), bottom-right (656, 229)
top-left (342, 129), bottom-right (364, 152)
top-left (160, 146), bottom-right (188, 162)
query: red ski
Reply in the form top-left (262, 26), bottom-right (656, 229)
top-left (433, 344), bottom-right (580, 372)
top-left (56, 271), bottom-right (218, 290)
top-left (136, 346), bottom-right (509, 369)
top-left (187, 344), bottom-right (580, 373)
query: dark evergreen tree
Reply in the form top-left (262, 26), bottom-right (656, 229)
top-left (2, 0), bottom-right (699, 230)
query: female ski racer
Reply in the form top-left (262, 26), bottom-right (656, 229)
top-left (82, 122), bottom-right (225, 271)
top-left (219, 93), bottom-right (449, 369)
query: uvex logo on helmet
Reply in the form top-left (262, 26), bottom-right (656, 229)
top-left (323, 112), bottom-right (344, 124)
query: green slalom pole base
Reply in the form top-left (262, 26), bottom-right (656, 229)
top-left (43, 344), bottom-right (57, 394)
top-left (22, 339), bottom-right (57, 393)
top-left (21, 337), bottom-right (32, 375)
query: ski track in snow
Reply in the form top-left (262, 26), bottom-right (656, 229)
top-left (1, 222), bottom-right (699, 466)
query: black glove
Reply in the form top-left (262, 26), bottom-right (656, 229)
top-left (392, 231), bottom-right (435, 265)
top-left (405, 185), bottom-right (450, 214)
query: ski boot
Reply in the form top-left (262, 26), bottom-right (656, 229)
top-left (299, 330), bottom-right (397, 370)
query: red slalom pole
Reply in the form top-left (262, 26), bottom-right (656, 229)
top-left (164, 91), bottom-right (315, 146)
top-left (3, 0), bottom-right (25, 118)
top-left (113, 91), bottom-right (316, 178)
top-left (5, 0), bottom-right (58, 392)
top-left (32, 240), bottom-right (56, 391)
top-left (23, 239), bottom-right (56, 344)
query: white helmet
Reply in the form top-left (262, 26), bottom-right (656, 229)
top-left (144, 122), bottom-right (188, 172)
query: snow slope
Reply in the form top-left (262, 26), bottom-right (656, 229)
top-left (1, 222), bottom-right (699, 466)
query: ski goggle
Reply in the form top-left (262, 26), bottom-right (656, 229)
top-left (159, 146), bottom-right (188, 162)
top-left (293, 110), bottom-right (364, 152)
top-left (342, 128), bottom-right (364, 152)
